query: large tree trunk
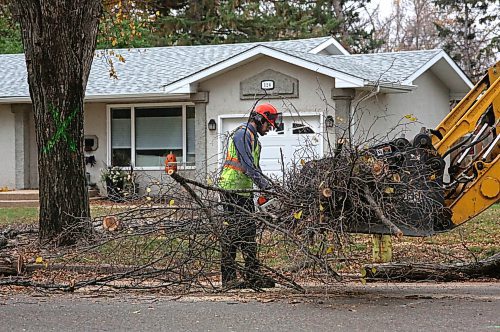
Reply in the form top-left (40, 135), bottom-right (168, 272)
top-left (10, 0), bottom-right (102, 245)
top-left (364, 253), bottom-right (500, 281)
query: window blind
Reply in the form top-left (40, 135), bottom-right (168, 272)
top-left (111, 118), bottom-right (131, 148)
top-left (136, 116), bottom-right (182, 149)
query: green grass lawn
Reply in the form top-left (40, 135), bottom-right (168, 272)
top-left (0, 207), bottom-right (39, 225)
top-left (345, 204), bottom-right (500, 269)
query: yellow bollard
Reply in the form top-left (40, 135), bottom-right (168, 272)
top-left (372, 234), bottom-right (392, 263)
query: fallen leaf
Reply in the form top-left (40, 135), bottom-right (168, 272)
top-left (293, 210), bottom-right (303, 220)
top-left (404, 114), bottom-right (418, 121)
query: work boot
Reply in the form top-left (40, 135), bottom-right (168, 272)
top-left (222, 279), bottom-right (248, 290)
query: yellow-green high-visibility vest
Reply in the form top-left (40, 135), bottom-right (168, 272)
top-left (219, 126), bottom-right (261, 196)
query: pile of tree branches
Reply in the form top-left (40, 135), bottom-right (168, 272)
top-left (0, 124), bottom-right (461, 292)
top-left (1, 98), bottom-right (497, 291)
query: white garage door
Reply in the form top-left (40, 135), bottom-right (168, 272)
top-left (220, 114), bottom-right (323, 178)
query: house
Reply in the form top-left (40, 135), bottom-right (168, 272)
top-left (0, 36), bottom-right (473, 192)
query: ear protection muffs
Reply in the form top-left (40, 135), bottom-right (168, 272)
top-left (252, 112), bottom-right (264, 124)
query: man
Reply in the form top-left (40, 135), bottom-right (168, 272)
top-left (218, 102), bottom-right (282, 288)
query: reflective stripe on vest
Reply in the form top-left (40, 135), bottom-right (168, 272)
top-left (223, 126), bottom-right (257, 172)
top-left (224, 160), bottom-right (245, 172)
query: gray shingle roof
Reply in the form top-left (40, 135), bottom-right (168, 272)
top-left (0, 37), bottom-right (332, 98)
top-left (0, 54), bottom-right (30, 97)
top-left (340, 49), bottom-right (443, 83)
top-left (0, 37), bottom-right (444, 99)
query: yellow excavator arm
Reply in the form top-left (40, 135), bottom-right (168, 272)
top-left (431, 61), bottom-right (499, 227)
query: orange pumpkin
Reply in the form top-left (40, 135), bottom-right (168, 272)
top-left (165, 152), bottom-right (177, 175)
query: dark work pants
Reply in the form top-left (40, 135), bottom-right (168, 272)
top-left (220, 192), bottom-right (259, 284)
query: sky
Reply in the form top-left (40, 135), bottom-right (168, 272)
top-left (368, 0), bottom-right (394, 19)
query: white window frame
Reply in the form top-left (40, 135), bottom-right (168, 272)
top-left (106, 102), bottom-right (196, 170)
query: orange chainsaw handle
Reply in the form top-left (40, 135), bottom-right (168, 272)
top-left (257, 196), bottom-right (267, 206)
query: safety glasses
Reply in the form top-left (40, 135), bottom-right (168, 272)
top-left (267, 112), bottom-right (283, 129)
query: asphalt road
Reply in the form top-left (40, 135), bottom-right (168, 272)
top-left (0, 282), bottom-right (498, 332)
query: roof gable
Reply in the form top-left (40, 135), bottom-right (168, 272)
top-left (163, 45), bottom-right (365, 94)
top-left (308, 38), bottom-right (350, 55)
top-left (339, 50), bottom-right (473, 92)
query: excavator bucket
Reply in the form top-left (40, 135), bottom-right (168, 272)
top-left (344, 137), bottom-right (453, 237)
top-left (296, 135), bottom-right (454, 237)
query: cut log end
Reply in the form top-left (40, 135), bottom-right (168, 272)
top-left (103, 216), bottom-right (121, 232)
top-left (321, 187), bottom-right (333, 198)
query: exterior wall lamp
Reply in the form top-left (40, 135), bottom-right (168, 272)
top-left (208, 119), bottom-right (217, 131)
top-left (325, 115), bottom-right (335, 128)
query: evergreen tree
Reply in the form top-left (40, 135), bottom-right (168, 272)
top-left (0, 7), bottom-right (22, 53)
top-left (147, 0), bottom-right (383, 53)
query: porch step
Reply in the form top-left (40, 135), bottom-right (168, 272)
top-left (88, 188), bottom-right (100, 198)
top-left (0, 190), bottom-right (39, 201)
top-left (0, 189), bottom-right (101, 208)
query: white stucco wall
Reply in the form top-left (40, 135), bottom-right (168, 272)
top-left (199, 56), bottom-right (337, 173)
top-left (28, 113), bottom-right (38, 188)
top-left (0, 105), bottom-right (16, 188)
top-left (355, 70), bottom-right (450, 145)
top-left (83, 103), bottom-right (108, 189)
top-left (22, 103), bottom-right (110, 190)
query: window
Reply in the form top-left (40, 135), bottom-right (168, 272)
top-left (292, 123), bottom-right (315, 134)
top-left (111, 108), bottom-right (131, 166)
top-left (109, 104), bottom-right (196, 168)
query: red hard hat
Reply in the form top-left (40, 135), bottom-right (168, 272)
top-left (254, 103), bottom-right (281, 128)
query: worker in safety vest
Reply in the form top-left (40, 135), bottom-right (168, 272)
top-left (218, 102), bottom-right (282, 288)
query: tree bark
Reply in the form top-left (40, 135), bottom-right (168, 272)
top-left (10, 0), bottom-right (102, 245)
